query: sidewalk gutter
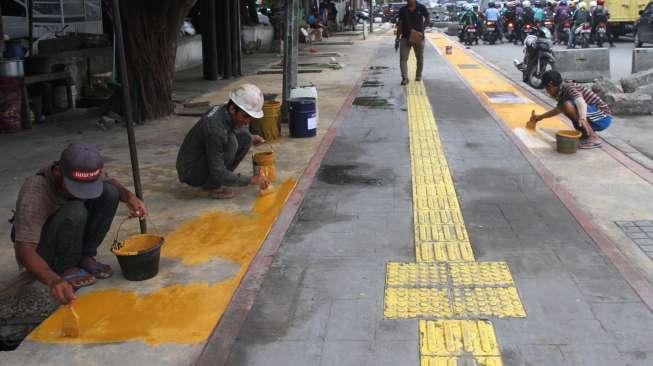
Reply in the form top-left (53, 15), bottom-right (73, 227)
top-left (428, 35), bottom-right (653, 312)
top-left (195, 64), bottom-right (370, 366)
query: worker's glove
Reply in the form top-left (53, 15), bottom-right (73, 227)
top-left (395, 38), bottom-right (400, 51)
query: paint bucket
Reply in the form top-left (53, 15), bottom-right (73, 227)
top-left (253, 149), bottom-right (276, 181)
top-left (250, 100), bottom-right (281, 141)
top-left (111, 221), bottom-right (164, 281)
top-left (445, 45), bottom-right (453, 55)
top-left (555, 130), bottom-right (582, 154)
top-left (288, 97), bottom-right (317, 138)
top-left (290, 84), bottom-right (319, 125)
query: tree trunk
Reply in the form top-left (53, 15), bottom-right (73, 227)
top-left (118, 0), bottom-right (196, 121)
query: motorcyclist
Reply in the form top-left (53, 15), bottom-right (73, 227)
top-left (484, 2), bottom-right (503, 42)
top-left (553, 0), bottom-right (571, 44)
top-left (459, 3), bottom-right (479, 43)
top-left (521, 1), bottom-right (536, 27)
top-left (591, 0), bottom-right (614, 46)
top-left (545, 1), bottom-right (556, 18)
top-left (502, 1), bottom-right (519, 41)
top-left (473, 4), bottom-right (484, 32)
top-left (533, 0), bottom-right (547, 24)
top-left (568, 1), bottom-right (590, 48)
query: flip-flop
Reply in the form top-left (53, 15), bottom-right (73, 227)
top-left (80, 258), bottom-right (114, 279)
top-left (579, 140), bottom-right (602, 149)
top-left (211, 188), bottom-right (236, 199)
top-left (62, 269), bottom-right (97, 290)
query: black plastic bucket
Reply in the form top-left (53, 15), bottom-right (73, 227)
top-left (111, 234), bottom-right (164, 281)
top-left (289, 97), bottom-right (317, 138)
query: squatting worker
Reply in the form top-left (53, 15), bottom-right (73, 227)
top-left (176, 84), bottom-right (271, 199)
top-left (11, 143), bottom-right (148, 305)
top-left (396, 0), bottom-right (430, 85)
top-left (528, 70), bottom-right (612, 149)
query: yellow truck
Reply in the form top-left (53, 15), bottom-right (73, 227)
top-left (606, 0), bottom-right (649, 36)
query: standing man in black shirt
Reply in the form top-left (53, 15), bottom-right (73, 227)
top-left (396, 0), bottom-right (430, 85)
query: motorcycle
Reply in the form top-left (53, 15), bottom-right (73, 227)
top-left (573, 22), bottom-right (592, 48)
top-left (595, 22), bottom-right (608, 47)
top-left (483, 20), bottom-right (500, 44)
top-left (543, 18), bottom-right (554, 34)
top-left (515, 28), bottom-right (556, 88)
top-left (560, 19), bottom-right (571, 44)
top-left (463, 24), bottom-right (479, 45)
top-left (521, 22), bottom-right (534, 43)
top-left (504, 20), bottom-right (517, 43)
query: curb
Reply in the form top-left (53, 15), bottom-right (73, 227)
top-left (427, 35), bottom-right (653, 312)
top-left (194, 62), bottom-right (370, 366)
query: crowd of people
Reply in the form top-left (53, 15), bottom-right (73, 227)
top-left (458, 0), bottom-right (615, 48)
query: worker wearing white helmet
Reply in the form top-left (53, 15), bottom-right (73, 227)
top-left (176, 83), bottom-right (270, 199)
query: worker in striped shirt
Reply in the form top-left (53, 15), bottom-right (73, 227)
top-left (528, 70), bottom-right (612, 149)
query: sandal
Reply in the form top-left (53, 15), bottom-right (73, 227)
top-left (80, 257), bottom-right (114, 279)
top-left (211, 188), bottom-right (236, 199)
top-left (579, 140), bottom-right (602, 149)
top-left (62, 269), bottom-right (97, 290)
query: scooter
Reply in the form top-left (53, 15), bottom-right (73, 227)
top-left (505, 20), bottom-right (517, 43)
top-left (559, 19), bottom-right (571, 44)
top-left (483, 20), bottom-right (500, 44)
top-left (595, 22), bottom-right (608, 47)
top-left (521, 22), bottom-right (535, 43)
top-left (543, 18), bottom-right (554, 34)
top-left (514, 27), bottom-right (556, 89)
top-left (573, 22), bottom-right (592, 48)
top-left (463, 24), bottom-right (479, 45)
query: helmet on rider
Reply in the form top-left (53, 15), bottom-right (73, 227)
top-left (559, 0), bottom-right (567, 5)
top-left (596, 0), bottom-right (604, 5)
top-left (533, 0), bottom-right (543, 7)
top-left (464, 3), bottom-right (473, 11)
top-left (522, 0), bottom-right (531, 7)
top-left (589, 1), bottom-right (597, 7)
top-left (488, 2), bottom-right (495, 7)
top-left (578, 1), bottom-right (588, 9)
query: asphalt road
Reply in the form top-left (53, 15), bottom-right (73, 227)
top-left (466, 37), bottom-right (638, 82)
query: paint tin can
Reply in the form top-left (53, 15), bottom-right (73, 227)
top-left (445, 46), bottom-right (453, 55)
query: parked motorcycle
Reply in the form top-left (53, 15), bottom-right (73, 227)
top-left (573, 22), bottom-right (592, 48)
top-left (514, 28), bottom-right (556, 89)
top-left (484, 20), bottom-right (500, 44)
top-left (595, 22), bottom-right (608, 47)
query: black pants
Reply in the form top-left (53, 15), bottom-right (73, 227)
top-left (36, 182), bottom-right (119, 274)
top-left (182, 129), bottom-right (252, 188)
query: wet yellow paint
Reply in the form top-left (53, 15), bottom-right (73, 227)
top-left (29, 282), bottom-right (237, 344)
top-left (428, 35), bottom-right (569, 136)
top-left (30, 179), bottom-right (297, 345)
top-left (162, 179), bottom-right (296, 265)
top-left (112, 234), bottom-right (163, 256)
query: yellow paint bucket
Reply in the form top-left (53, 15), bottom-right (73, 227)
top-left (111, 220), bottom-right (165, 281)
top-left (253, 150), bottom-right (276, 182)
top-left (556, 130), bottom-right (582, 154)
top-left (250, 101), bottom-right (281, 141)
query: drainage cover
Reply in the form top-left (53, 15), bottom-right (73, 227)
top-left (353, 96), bottom-right (393, 108)
top-left (369, 66), bottom-right (389, 70)
top-left (484, 91), bottom-right (528, 104)
top-left (457, 64), bottom-right (481, 69)
top-left (362, 80), bottom-right (384, 88)
top-left (615, 221), bottom-right (653, 260)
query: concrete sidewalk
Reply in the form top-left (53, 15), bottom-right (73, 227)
top-left (0, 26), bottom-right (391, 363)
top-left (225, 34), bottom-right (653, 365)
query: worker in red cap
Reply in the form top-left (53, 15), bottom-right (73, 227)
top-left (11, 143), bottom-right (148, 304)
top-left (176, 84), bottom-right (271, 199)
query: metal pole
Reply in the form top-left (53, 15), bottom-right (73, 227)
top-left (369, 0), bottom-right (373, 33)
top-left (111, 0), bottom-right (147, 234)
top-left (0, 2), bottom-right (4, 56)
top-left (282, 0), bottom-right (297, 123)
top-left (201, 0), bottom-right (218, 80)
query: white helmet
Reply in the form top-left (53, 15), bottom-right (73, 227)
top-left (589, 0), bottom-right (596, 7)
top-left (524, 34), bottom-right (538, 47)
top-left (464, 3), bottom-right (473, 10)
top-left (522, 0), bottom-right (531, 7)
top-left (229, 84), bottom-right (264, 119)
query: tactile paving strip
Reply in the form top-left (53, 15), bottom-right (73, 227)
top-left (449, 262), bottom-right (515, 287)
top-left (386, 262), bottom-right (449, 287)
top-left (421, 356), bottom-right (504, 366)
top-left (416, 242), bottom-right (476, 263)
top-left (452, 287), bottom-right (526, 318)
top-left (419, 320), bottom-right (501, 357)
top-left (384, 288), bottom-right (452, 319)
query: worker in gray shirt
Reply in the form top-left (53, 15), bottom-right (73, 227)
top-left (176, 84), bottom-right (271, 199)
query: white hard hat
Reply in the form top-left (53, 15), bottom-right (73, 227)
top-left (229, 84), bottom-right (264, 119)
top-left (589, 0), bottom-right (596, 7)
top-left (522, 0), bottom-right (531, 7)
top-left (464, 3), bottom-right (472, 10)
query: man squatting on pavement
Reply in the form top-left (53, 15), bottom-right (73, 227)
top-left (176, 84), bottom-right (271, 199)
top-left (395, 0), bottom-right (430, 85)
top-left (528, 70), bottom-right (612, 149)
top-left (12, 143), bottom-right (148, 305)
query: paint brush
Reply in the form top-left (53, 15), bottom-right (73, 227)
top-left (259, 171), bottom-right (275, 196)
top-left (61, 303), bottom-right (80, 337)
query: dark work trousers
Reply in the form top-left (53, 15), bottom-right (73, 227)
top-left (36, 182), bottom-right (119, 274)
top-left (183, 129), bottom-right (252, 188)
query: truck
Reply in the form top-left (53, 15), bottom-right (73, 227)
top-left (605, 0), bottom-right (649, 36)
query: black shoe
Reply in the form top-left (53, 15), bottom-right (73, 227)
top-left (401, 79), bottom-right (408, 85)
top-left (415, 76), bottom-right (422, 82)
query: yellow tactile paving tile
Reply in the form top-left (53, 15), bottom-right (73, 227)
top-left (386, 262), bottom-right (449, 287)
top-left (416, 210), bottom-right (465, 226)
top-left (421, 356), bottom-right (504, 366)
top-left (416, 242), bottom-right (476, 263)
top-left (449, 262), bottom-right (515, 287)
top-left (415, 223), bottom-right (469, 243)
top-left (419, 320), bottom-right (501, 357)
top-left (384, 288), bottom-right (453, 319)
top-left (452, 287), bottom-right (527, 318)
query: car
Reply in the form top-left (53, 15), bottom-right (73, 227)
top-left (635, 1), bottom-right (653, 46)
top-left (384, 2), bottom-right (405, 22)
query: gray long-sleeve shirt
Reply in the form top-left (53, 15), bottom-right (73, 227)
top-left (176, 105), bottom-right (251, 187)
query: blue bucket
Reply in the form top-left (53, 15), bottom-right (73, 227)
top-left (289, 97), bottom-right (317, 138)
